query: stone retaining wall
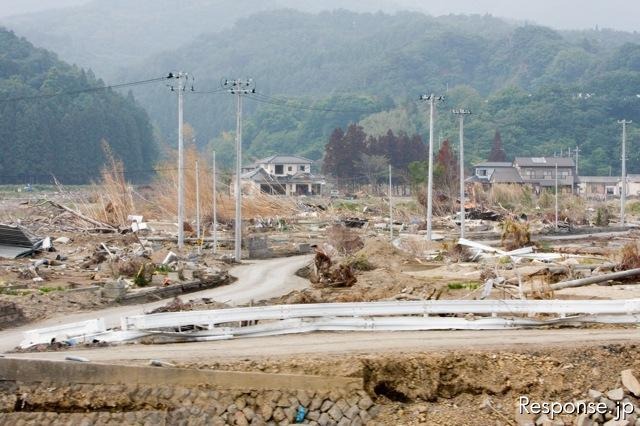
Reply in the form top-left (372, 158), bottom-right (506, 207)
top-left (0, 358), bottom-right (377, 425)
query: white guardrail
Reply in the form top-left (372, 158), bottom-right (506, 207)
top-left (18, 300), bottom-right (640, 349)
top-left (20, 318), bottom-right (106, 349)
top-left (121, 299), bottom-right (640, 331)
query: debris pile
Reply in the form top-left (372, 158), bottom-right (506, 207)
top-left (310, 250), bottom-right (357, 288)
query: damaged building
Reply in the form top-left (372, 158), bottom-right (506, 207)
top-left (241, 154), bottom-right (326, 196)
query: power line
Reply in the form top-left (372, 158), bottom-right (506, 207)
top-left (0, 75), bottom-right (173, 104)
top-left (191, 88), bottom-right (229, 95)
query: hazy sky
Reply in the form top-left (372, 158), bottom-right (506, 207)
top-left (0, 0), bottom-right (91, 17)
top-left (0, 0), bottom-right (638, 32)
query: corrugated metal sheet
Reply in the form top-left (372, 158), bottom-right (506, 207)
top-left (0, 224), bottom-right (38, 258)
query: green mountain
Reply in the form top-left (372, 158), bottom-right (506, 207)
top-left (1, 0), bottom-right (408, 80)
top-left (123, 10), bottom-right (640, 175)
top-left (0, 28), bottom-right (158, 184)
top-left (5, 6), bottom-right (640, 177)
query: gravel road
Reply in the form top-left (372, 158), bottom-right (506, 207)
top-left (0, 255), bottom-right (311, 353)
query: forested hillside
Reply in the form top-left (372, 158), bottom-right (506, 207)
top-left (0, 28), bottom-right (157, 184)
top-left (5, 7), bottom-right (640, 177)
top-left (2, 0), bottom-right (404, 80)
top-left (124, 10), bottom-right (640, 175)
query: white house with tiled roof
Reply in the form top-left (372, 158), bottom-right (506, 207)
top-left (241, 154), bottom-right (325, 196)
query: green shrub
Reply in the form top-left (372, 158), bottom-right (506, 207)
top-left (447, 281), bottom-right (480, 290)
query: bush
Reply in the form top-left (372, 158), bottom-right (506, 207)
top-left (447, 281), bottom-right (480, 290)
top-left (501, 219), bottom-right (531, 251)
top-left (595, 206), bottom-right (610, 227)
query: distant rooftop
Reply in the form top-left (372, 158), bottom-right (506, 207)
top-left (251, 154), bottom-right (313, 165)
top-left (474, 161), bottom-right (512, 168)
top-left (578, 176), bottom-right (619, 183)
top-left (514, 157), bottom-right (575, 167)
top-left (490, 167), bottom-right (523, 184)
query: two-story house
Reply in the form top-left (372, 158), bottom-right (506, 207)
top-left (470, 157), bottom-right (576, 193)
top-left (241, 154), bottom-right (325, 196)
top-left (513, 157), bottom-right (575, 193)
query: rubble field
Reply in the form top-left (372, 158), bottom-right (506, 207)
top-left (3, 180), bottom-right (640, 425)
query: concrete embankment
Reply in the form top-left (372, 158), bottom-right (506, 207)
top-left (0, 358), bottom-right (377, 425)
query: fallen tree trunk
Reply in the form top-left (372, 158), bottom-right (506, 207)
top-left (538, 268), bottom-right (640, 292)
top-left (546, 263), bottom-right (617, 274)
top-left (48, 201), bottom-right (115, 231)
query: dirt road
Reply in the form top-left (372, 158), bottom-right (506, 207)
top-left (6, 328), bottom-right (639, 363)
top-left (0, 255), bottom-right (311, 353)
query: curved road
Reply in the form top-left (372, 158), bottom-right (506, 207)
top-left (0, 255), bottom-right (311, 353)
top-left (3, 253), bottom-right (639, 361)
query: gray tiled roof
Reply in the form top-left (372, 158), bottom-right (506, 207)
top-left (252, 154), bottom-right (313, 165)
top-left (490, 167), bottom-right (523, 183)
top-left (474, 161), bottom-right (512, 168)
top-left (514, 157), bottom-right (575, 167)
top-left (578, 176), bottom-right (619, 184)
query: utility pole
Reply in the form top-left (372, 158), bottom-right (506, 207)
top-left (419, 93), bottom-right (445, 241)
top-left (389, 164), bottom-right (393, 240)
top-left (574, 145), bottom-right (580, 195)
top-left (168, 72), bottom-right (191, 250)
top-left (212, 150), bottom-right (218, 254)
top-left (452, 109), bottom-right (471, 239)
top-left (223, 78), bottom-right (255, 261)
top-left (618, 119), bottom-right (632, 226)
top-left (555, 161), bottom-right (559, 231)
top-left (195, 160), bottom-right (201, 240)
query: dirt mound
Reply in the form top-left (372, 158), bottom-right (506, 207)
top-left (355, 237), bottom-right (408, 270)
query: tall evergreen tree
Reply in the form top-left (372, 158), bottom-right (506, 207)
top-left (488, 130), bottom-right (508, 162)
top-left (0, 28), bottom-right (158, 184)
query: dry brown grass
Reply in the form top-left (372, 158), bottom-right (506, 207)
top-left (80, 145), bottom-right (299, 226)
top-left (619, 242), bottom-right (640, 270)
top-left (489, 184), bottom-right (533, 211)
top-left (80, 141), bottom-right (135, 226)
top-left (151, 146), bottom-right (298, 223)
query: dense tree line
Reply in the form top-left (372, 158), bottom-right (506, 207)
top-left (0, 28), bottom-right (157, 184)
top-left (322, 124), bottom-right (425, 183)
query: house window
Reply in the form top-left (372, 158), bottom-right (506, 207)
top-left (299, 165), bottom-right (306, 172)
top-left (275, 165), bottom-right (284, 174)
top-left (477, 169), bottom-right (487, 176)
top-left (288, 166), bottom-right (292, 172)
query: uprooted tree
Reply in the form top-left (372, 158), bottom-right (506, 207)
top-left (310, 250), bottom-right (357, 288)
